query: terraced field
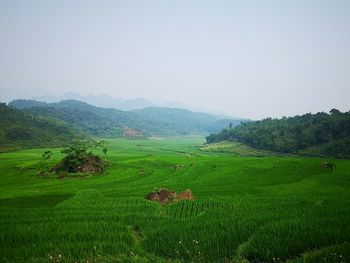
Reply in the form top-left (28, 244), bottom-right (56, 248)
top-left (0, 138), bottom-right (349, 262)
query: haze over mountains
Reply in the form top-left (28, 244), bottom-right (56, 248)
top-left (32, 92), bottom-right (154, 111)
top-left (3, 97), bottom-right (349, 159)
top-left (2, 98), bottom-right (244, 148)
top-left (31, 92), bottom-right (231, 117)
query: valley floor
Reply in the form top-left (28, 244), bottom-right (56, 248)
top-left (0, 137), bottom-right (349, 262)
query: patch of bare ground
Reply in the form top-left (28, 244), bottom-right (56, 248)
top-left (145, 188), bottom-right (194, 205)
top-left (123, 127), bottom-right (143, 138)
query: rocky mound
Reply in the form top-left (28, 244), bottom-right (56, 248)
top-left (51, 154), bottom-right (107, 174)
top-left (145, 188), bottom-right (194, 204)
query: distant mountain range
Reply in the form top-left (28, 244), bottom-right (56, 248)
top-left (32, 92), bottom-right (233, 117)
top-left (4, 97), bottom-right (348, 159)
top-left (8, 99), bottom-right (245, 139)
top-left (32, 92), bottom-right (155, 111)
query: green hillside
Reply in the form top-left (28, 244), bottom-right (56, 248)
top-left (0, 103), bottom-right (78, 150)
top-left (9, 99), bottom-right (243, 137)
top-left (131, 107), bottom-right (244, 135)
top-left (200, 140), bottom-right (279, 157)
top-left (9, 99), bottom-right (128, 137)
top-left (206, 109), bottom-right (350, 158)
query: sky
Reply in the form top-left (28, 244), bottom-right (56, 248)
top-left (0, 0), bottom-right (349, 119)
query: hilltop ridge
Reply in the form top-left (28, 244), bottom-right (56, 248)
top-left (8, 99), bottom-right (244, 138)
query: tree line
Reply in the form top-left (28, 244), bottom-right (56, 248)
top-left (0, 103), bottom-right (78, 148)
top-left (206, 109), bottom-right (350, 158)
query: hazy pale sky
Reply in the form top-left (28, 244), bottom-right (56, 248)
top-left (0, 0), bottom-right (349, 119)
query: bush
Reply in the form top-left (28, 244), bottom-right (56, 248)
top-left (49, 139), bottom-right (108, 175)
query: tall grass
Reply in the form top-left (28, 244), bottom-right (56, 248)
top-left (0, 138), bottom-right (349, 262)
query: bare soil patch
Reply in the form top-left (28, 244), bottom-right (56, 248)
top-left (145, 188), bottom-right (194, 205)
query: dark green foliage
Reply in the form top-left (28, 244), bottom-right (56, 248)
top-left (5, 127), bottom-right (33, 140)
top-left (24, 104), bottom-right (124, 137)
top-left (52, 139), bottom-right (107, 174)
top-left (103, 147), bottom-right (108, 156)
top-left (9, 99), bottom-right (244, 136)
top-left (7, 99), bottom-right (48, 109)
top-left (41, 151), bottom-right (53, 162)
top-left (0, 103), bottom-right (78, 148)
top-left (10, 99), bottom-right (141, 137)
top-left (60, 139), bottom-right (92, 172)
top-left (96, 140), bottom-right (109, 159)
top-left (39, 150), bottom-right (53, 172)
top-left (206, 128), bottom-right (231, 144)
top-left (131, 107), bottom-right (245, 135)
top-left (207, 109), bottom-right (350, 158)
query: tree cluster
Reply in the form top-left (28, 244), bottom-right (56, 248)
top-left (0, 103), bottom-right (78, 148)
top-left (41, 139), bottom-right (108, 176)
top-left (206, 109), bottom-right (350, 158)
top-left (8, 99), bottom-right (244, 137)
top-left (57, 139), bottom-right (108, 173)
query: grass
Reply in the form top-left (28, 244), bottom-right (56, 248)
top-left (199, 140), bottom-right (280, 157)
top-left (0, 137), bottom-right (349, 262)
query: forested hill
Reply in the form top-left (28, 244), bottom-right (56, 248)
top-left (0, 103), bottom-right (78, 149)
top-left (8, 99), bottom-right (244, 137)
top-left (206, 109), bottom-right (350, 158)
top-left (131, 107), bottom-right (244, 135)
top-left (10, 100), bottom-right (127, 137)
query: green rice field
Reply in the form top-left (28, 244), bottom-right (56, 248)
top-left (0, 137), bottom-right (349, 262)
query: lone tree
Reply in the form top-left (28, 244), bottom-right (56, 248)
top-left (41, 150), bottom-right (53, 162)
top-left (329, 108), bottom-right (341, 115)
top-left (95, 140), bottom-right (109, 160)
top-left (40, 150), bottom-right (53, 170)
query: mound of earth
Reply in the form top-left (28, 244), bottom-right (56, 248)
top-left (145, 188), bottom-right (194, 204)
top-left (51, 154), bottom-right (107, 174)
